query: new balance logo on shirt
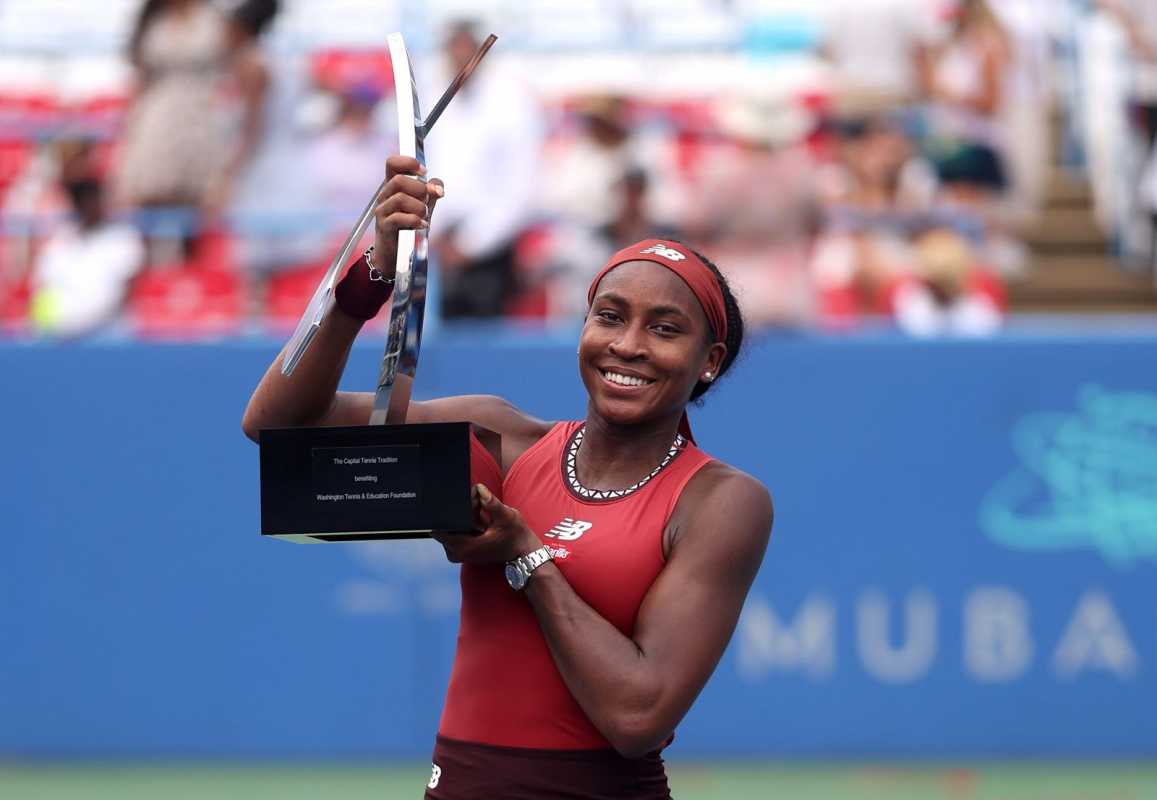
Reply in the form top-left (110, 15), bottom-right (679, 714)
top-left (545, 518), bottom-right (592, 541)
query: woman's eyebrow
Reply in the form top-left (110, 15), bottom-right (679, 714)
top-left (593, 291), bottom-right (629, 306)
top-left (648, 305), bottom-right (692, 320)
top-left (594, 292), bottom-right (694, 322)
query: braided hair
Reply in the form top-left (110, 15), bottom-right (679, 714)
top-left (684, 245), bottom-right (744, 402)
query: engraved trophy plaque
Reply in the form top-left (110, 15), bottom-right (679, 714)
top-left (259, 33), bottom-right (497, 543)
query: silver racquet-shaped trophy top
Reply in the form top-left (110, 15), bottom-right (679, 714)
top-left (279, 32), bottom-right (497, 426)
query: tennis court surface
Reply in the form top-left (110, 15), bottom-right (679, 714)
top-left (4, 763), bottom-right (1157, 799)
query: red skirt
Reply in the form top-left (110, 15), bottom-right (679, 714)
top-left (424, 736), bottom-right (672, 799)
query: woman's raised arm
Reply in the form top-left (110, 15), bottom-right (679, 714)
top-left (241, 154), bottom-right (436, 441)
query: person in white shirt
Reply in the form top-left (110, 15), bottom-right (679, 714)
top-left (1098, 0), bottom-right (1157, 271)
top-left (307, 83), bottom-right (394, 227)
top-left (820, 0), bottom-right (944, 105)
top-left (31, 175), bottom-right (144, 337)
top-left (422, 20), bottom-right (544, 318)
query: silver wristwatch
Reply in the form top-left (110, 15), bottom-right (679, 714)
top-left (505, 546), bottom-right (553, 592)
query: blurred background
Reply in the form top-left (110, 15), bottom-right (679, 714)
top-left (2, 0), bottom-right (1156, 798)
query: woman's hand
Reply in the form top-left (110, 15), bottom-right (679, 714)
top-left (374, 155), bottom-right (444, 279)
top-left (432, 484), bottom-right (542, 564)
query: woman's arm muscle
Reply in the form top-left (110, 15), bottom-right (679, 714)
top-left (247, 363), bottom-right (551, 472)
top-left (524, 464), bottom-right (773, 757)
top-left (241, 308), bottom-right (364, 441)
top-left (408, 395), bottom-right (553, 470)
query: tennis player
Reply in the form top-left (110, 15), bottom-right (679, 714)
top-left (242, 155), bottom-right (773, 799)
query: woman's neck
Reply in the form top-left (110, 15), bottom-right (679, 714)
top-left (576, 406), bottom-right (684, 491)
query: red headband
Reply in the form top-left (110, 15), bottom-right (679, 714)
top-left (586, 239), bottom-right (728, 343)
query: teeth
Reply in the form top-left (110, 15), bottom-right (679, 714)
top-left (603, 371), bottom-right (651, 387)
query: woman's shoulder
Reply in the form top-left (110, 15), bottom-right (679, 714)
top-left (684, 459), bottom-right (773, 516)
top-left (668, 458), bottom-right (774, 556)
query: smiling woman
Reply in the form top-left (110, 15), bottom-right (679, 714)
top-left (241, 155), bottom-right (773, 800)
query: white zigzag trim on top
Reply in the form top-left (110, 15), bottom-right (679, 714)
top-left (564, 425), bottom-right (685, 501)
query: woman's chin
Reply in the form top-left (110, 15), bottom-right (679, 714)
top-left (590, 396), bottom-right (655, 428)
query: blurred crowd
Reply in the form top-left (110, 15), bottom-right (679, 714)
top-left (0, 0), bottom-right (1155, 339)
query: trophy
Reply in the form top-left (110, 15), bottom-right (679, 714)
top-left (259, 33), bottom-right (498, 543)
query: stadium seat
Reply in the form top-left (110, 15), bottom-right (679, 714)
top-left (0, 272), bottom-right (31, 328)
top-left (0, 139), bottom-right (32, 195)
top-left (507, 226), bottom-right (554, 319)
top-left (127, 267), bottom-right (243, 338)
top-left (264, 262), bottom-right (328, 331)
top-left (189, 228), bottom-right (238, 274)
top-left (309, 49), bottom-right (393, 96)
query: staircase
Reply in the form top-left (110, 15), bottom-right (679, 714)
top-left (1010, 131), bottom-right (1157, 313)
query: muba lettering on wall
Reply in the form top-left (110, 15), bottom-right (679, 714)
top-left (737, 588), bottom-right (1140, 684)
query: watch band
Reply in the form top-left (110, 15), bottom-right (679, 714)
top-left (519, 546), bottom-right (553, 574)
top-left (510, 545), bottom-right (553, 591)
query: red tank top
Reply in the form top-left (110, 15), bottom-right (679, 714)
top-left (441, 421), bottom-right (714, 749)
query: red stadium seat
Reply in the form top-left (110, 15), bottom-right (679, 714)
top-left (264, 262), bottom-right (328, 330)
top-left (75, 94), bottom-right (130, 118)
top-left (128, 267), bottom-right (243, 338)
top-left (309, 49), bottom-right (393, 96)
top-left (506, 284), bottom-right (548, 319)
top-left (968, 268), bottom-right (1008, 310)
top-left (0, 139), bottom-right (33, 193)
top-left (0, 272), bottom-right (32, 328)
top-left (189, 228), bottom-right (237, 274)
top-left (507, 226), bottom-right (553, 320)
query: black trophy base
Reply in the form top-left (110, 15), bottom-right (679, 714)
top-left (259, 421), bottom-right (472, 543)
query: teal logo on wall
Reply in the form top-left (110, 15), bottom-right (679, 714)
top-left (980, 385), bottom-right (1157, 567)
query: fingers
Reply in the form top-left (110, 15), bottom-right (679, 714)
top-left (475, 483), bottom-right (519, 525)
top-left (377, 191), bottom-right (427, 217)
top-left (385, 154), bottom-right (425, 181)
top-left (427, 178), bottom-right (445, 218)
top-left (375, 168), bottom-right (445, 234)
top-left (374, 181), bottom-right (428, 234)
top-left (476, 483), bottom-right (496, 506)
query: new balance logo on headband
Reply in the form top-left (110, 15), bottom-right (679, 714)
top-left (640, 244), bottom-right (685, 262)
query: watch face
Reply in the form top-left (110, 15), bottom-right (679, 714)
top-left (505, 562), bottom-right (525, 591)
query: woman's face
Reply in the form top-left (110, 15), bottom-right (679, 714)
top-left (580, 260), bottom-right (725, 428)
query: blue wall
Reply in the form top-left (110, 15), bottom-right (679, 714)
top-left (2, 333), bottom-right (1156, 758)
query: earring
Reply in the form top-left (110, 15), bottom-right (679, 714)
top-left (702, 371), bottom-right (714, 382)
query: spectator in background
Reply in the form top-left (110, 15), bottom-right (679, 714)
top-left (812, 115), bottom-right (938, 325)
top-left (599, 167), bottom-right (673, 251)
top-left (989, 0), bottom-right (1055, 223)
top-left (1099, 0), bottom-right (1157, 146)
top-left (820, 0), bottom-right (943, 108)
top-left (818, 115), bottom-right (938, 215)
top-left (31, 143), bottom-right (144, 337)
top-left (222, 0), bottom-right (327, 276)
top-left (308, 83), bottom-right (392, 220)
top-left (923, 0), bottom-right (1012, 174)
top-left (690, 97), bottom-right (820, 326)
top-left (893, 227), bottom-right (1004, 336)
top-left (115, 0), bottom-right (232, 221)
top-left (541, 96), bottom-right (637, 231)
top-left (934, 142), bottom-right (1027, 278)
top-left (1097, 1), bottom-right (1157, 271)
top-left (213, 0), bottom-right (281, 215)
top-left (541, 165), bottom-right (679, 320)
top-left (423, 19), bottom-right (543, 319)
